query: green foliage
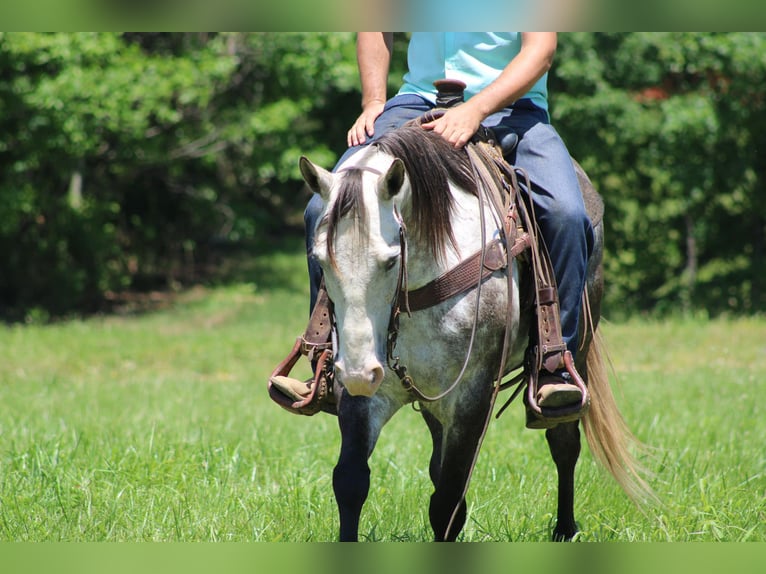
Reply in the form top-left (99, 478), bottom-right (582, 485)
top-left (0, 32), bottom-right (360, 320)
top-left (552, 32), bottom-right (766, 316)
top-left (0, 32), bottom-right (763, 319)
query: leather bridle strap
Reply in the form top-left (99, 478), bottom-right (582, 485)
top-left (386, 209), bottom-right (413, 389)
top-left (400, 233), bottom-right (529, 312)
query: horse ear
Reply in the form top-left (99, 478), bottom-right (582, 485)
top-left (299, 156), bottom-right (333, 199)
top-left (379, 158), bottom-right (405, 200)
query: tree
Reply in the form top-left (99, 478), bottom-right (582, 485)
top-left (0, 32), bottom-right (363, 320)
top-left (1, 33), bottom-right (762, 320)
top-left (551, 32), bottom-right (766, 316)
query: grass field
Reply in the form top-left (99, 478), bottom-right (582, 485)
top-left (0, 249), bottom-right (764, 542)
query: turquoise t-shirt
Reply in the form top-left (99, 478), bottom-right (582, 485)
top-left (397, 32), bottom-right (548, 111)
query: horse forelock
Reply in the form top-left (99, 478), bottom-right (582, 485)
top-left (322, 167), bottom-right (368, 270)
top-left (374, 124), bottom-right (478, 261)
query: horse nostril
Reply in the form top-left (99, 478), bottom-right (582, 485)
top-left (335, 360), bottom-right (385, 397)
top-left (371, 365), bottom-right (384, 387)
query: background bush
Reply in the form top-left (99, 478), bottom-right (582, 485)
top-left (0, 32), bottom-right (763, 321)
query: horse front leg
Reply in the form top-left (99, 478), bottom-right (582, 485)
top-left (545, 420), bottom-right (581, 541)
top-left (332, 393), bottom-right (386, 541)
top-left (423, 399), bottom-right (491, 542)
top-left (421, 410), bottom-right (444, 488)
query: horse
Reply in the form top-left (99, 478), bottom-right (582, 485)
top-left (298, 122), bottom-right (651, 542)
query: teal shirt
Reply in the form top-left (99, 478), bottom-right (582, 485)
top-left (397, 32), bottom-right (549, 111)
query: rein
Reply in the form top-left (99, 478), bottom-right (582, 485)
top-left (385, 175), bottom-right (489, 404)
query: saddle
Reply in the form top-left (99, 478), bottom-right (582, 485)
top-left (268, 80), bottom-right (603, 426)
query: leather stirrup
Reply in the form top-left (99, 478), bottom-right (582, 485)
top-left (525, 349), bottom-right (590, 428)
top-left (267, 285), bottom-right (337, 416)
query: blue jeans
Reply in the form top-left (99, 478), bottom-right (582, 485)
top-left (304, 94), bottom-right (593, 358)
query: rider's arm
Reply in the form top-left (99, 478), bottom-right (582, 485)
top-left (422, 32), bottom-right (557, 148)
top-left (467, 32), bottom-right (556, 118)
top-left (348, 32), bottom-right (393, 147)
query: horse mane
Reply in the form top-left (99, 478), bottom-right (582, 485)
top-left (374, 123), bottom-right (478, 260)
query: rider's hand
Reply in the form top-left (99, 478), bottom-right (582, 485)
top-left (347, 100), bottom-right (386, 147)
top-left (420, 103), bottom-right (484, 149)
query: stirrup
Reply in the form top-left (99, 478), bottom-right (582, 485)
top-left (268, 344), bottom-right (336, 416)
top-left (525, 350), bottom-right (590, 429)
top-left (270, 375), bottom-right (313, 402)
top-left (267, 285), bottom-right (338, 416)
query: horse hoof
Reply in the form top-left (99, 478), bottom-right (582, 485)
top-left (552, 524), bottom-right (578, 542)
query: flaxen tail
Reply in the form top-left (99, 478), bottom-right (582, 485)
top-left (582, 327), bottom-right (657, 505)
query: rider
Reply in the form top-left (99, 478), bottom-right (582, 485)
top-left (296, 33), bottom-right (594, 427)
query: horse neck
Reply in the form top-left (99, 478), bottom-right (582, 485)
top-left (403, 181), bottom-right (495, 290)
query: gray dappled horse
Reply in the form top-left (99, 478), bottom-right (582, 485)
top-left (299, 123), bottom-right (650, 541)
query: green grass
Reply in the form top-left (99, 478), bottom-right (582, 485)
top-left (0, 250), bottom-right (764, 541)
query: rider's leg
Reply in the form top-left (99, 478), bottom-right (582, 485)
top-left (515, 122), bottom-right (593, 424)
top-left (487, 105), bottom-right (593, 424)
top-left (513, 121), bottom-right (593, 359)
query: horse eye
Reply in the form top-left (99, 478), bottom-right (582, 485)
top-left (384, 255), bottom-right (399, 272)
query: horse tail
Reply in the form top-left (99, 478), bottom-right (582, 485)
top-left (582, 327), bottom-right (657, 505)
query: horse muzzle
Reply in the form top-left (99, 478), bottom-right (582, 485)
top-left (334, 359), bottom-right (385, 397)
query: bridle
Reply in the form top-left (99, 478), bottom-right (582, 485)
top-left (335, 164), bottom-right (419, 395)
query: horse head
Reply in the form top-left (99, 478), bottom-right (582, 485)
top-left (300, 149), bottom-right (407, 397)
